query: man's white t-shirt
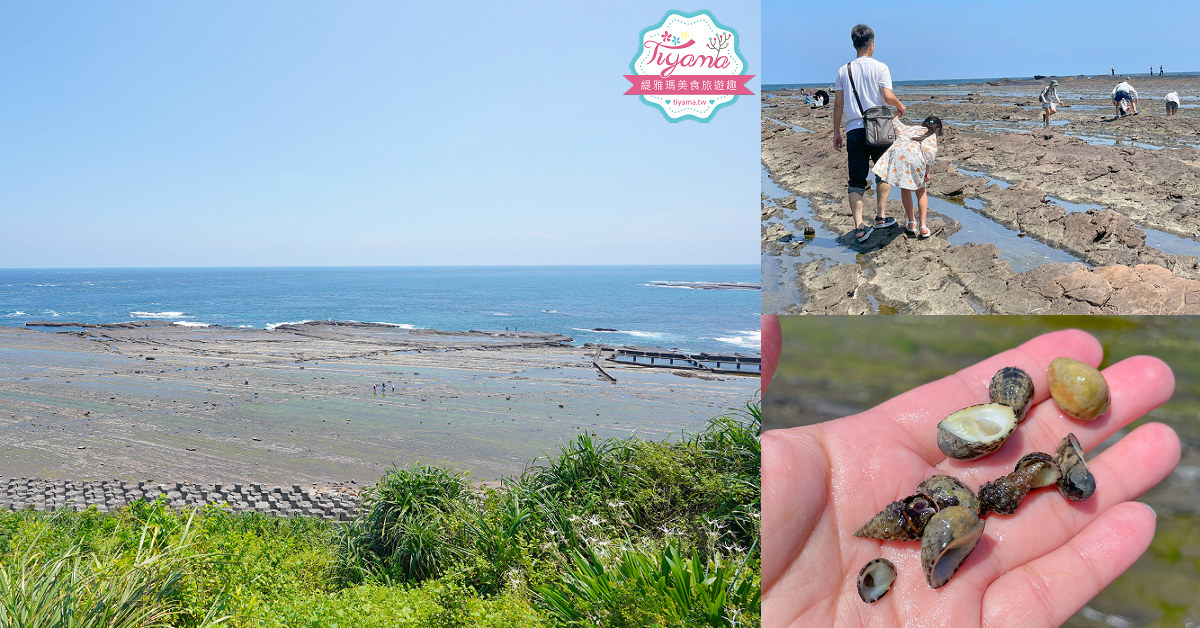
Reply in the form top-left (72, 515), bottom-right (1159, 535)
top-left (834, 56), bottom-right (893, 131)
top-left (1166, 91), bottom-right (1180, 104)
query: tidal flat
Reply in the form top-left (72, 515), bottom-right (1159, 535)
top-left (0, 322), bottom-right (759, 489)
top-left (762, 75), bottom-right (1200, 314)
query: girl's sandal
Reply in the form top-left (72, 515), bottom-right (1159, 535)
top-left (918, 225), bottom-right (931, 239)
top-left (905, 220), bottom-right (918, 236)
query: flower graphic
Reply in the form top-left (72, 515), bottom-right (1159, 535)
top-left (660, 30), bottom-right (670, 41)
top-left (671, 35), bottom-right (680, 45)
top-left (681, 30), bottom-right (689, 39)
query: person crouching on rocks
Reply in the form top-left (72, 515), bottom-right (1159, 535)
top-left (1039, 80), bottom-right (1064, 128)
top-left (1112, 78), bottom-right (1139, 116)
top-left (1166, 91), bottom-right (1180, 116)
top-left (870, 116), bottom-right (943, 240)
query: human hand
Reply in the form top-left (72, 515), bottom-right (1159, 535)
top-left (762, 329), bottom-right (1179, 626)
top-left (896, 101), bottom-right (907, 117)
top-left (833, 131), bottom-right (844, 151)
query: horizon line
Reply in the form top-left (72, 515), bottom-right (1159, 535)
top-left (763, 70), bottom-right (1200, 86)
top-left (0, 263), bottom-right (759, 271)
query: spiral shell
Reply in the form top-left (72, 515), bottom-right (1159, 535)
top-left (920, 505), bottom-right (985, 589)
top-left (936, 403), bottom-right (1018, 460)
top-left (989, 366), bottom-right (1034, 422)
top-left (1014, 451), bottom-right (1061, 488)
top-left (857, 558), bottom-right (896, 603)
top-left (1055, 433), bottom-right (1096, 501)
top-left (854, 493), bottom-right (939, 541)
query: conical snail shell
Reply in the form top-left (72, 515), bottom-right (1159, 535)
top-left (1014, 451), bottom-right (1061, 488)
top-left (921, 505), bottom-right (985, 589)
top-left (979, 465), bottom-right (1039, 516)
top-left (854, 493), bottom-right (939, 541)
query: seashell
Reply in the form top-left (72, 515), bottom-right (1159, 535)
top-left (854, 492), bottom-right (938, 541)
top-left (1055, 433), bottom-right (1096, 501)
top-left (857, 558), bottom-right (896, 603)
top-left (917, 474), bottom-right (981, 515)
top-left (1014, 452), bottom-right (1061, 488)
top-left (978, 465), bottom-right (1039, 516)
top-left (936, 403), bottom-right (1018, 460)
top-left (989, 366), bottom-right (1034, 422)
top-left (920, 505), bottom-right (985, 589)
top-left (1047, 357), bottom-right (1110, 421)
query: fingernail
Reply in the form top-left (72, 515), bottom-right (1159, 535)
top-left (1142, 502), bottom-right (1156, 520)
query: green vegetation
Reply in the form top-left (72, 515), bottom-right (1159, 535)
top-left (0, 402), bottom-right (761, 627)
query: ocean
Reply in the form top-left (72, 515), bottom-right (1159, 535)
top-left (0, 266), bottom-right (760, 355)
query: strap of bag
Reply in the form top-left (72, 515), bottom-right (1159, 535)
top-left (846, 61), bottom-right (866, 116)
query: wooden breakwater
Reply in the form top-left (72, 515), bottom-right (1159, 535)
top-left (597, 347), bottom-right (760, 375)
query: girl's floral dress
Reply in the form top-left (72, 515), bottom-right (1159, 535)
top-left (871, 120), bottom-right (937, 190)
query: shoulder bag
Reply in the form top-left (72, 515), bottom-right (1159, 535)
top-left (846, 61), bottom-right (895, 147)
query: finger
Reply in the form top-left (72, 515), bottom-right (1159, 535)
top-left (761, 430), bottom-right (831, 592)
top-left (852, 329), bottom-right (1103, 464)
top-left (761, 315), bottom-right (782, 394)
top-left (979, 501), bottom-right (1156, 628)
top-left (939, 354), bottom-right (1176, 485)
top-left (954, 421), bottom-right (1178, 590)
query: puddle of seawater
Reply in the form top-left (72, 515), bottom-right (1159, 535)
top-left (763, 116), bottom-right (811, 133)
top-left (761, 165), bottom-right (859, 265)
top-left (1068, 132), bottom-right (1165, 150)
top-left (1047, 198), bottom-right (1200, 257)
top-left (956, 167), bottom-right (1013, 189)
top-left (886, 187), bottom-right (1082, 272)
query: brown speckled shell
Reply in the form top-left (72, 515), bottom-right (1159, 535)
top-left (854, 492), bottom-right (939, 541)
top-left (920, 505), bottom-right (985, 589)
top-left (979, 465), bottom-right (1040, 516)
top-left (917, 474), bottom-right (981, 515)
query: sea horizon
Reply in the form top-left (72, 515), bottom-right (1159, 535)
top-left (0, 265), bottom-right (761, 355)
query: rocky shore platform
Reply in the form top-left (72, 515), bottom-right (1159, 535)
top-left (763, 77), bottom-right (1200, 314)
top-left (0, 322), bottom-right (757, 489)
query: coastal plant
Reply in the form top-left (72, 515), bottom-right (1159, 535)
top-left (337, 463), bottom-right (472, 584)
top-left (0, 512), bottom-right (228, 628)
top-left (536, 543), bottom-right (760, 627)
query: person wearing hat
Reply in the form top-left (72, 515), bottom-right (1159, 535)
top-left (1112, 78), bottom-right (1139, 116)
top-left (1038, 80), bottom-right (1064, 128)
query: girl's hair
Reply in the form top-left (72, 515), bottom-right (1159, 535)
top-left (919, 115), bottom-right (943, 140)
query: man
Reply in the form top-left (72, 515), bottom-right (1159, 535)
top-left (1039, 80), bottom-right (1064, 128)
top-left (1112, 78), bottom-right (1139, 116)
top-left (832, 24), bottom-right (906, 242)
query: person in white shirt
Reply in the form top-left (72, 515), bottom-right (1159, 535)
top-left (1165, 91), bottom-right (1180, 116)
top-left (832, 24), bottom-right (907, 243)
top-left (1112, 79), bottom-right (1139, 116)
top-left (1039, 80), bottom-right (1064, 128)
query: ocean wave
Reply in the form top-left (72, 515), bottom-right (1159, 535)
top-left (2, 311), bottom-right (28, 317)
top-left (368, 321), bottom-right (416, 329)
top-left (131, 311), bottom-right (186, 319)
top-left (173, 321), bottom-right (210, 328)
top-left (711, 330), bottom-right (761, 351)
top-left (572, 328), bottom-right (667, 339)
top-left (485, 311), bottom-right (512, 317)
top-left (266, 320), bottom-right (312, 330)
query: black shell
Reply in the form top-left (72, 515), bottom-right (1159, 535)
top-left (989, 366), bottom-right (1034, 422)
top-left (1055, 433), bottom-right (1096, 501)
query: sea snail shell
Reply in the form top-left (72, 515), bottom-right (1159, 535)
top-left (920, 505), bottom-right (985, 589)
top-left (857, 558), bottom-right (897, 603)
top-left (936, 403), bottom-right (1017, 460)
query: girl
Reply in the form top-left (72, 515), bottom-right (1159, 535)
top-left (870, 116), bottom-right (943, 239)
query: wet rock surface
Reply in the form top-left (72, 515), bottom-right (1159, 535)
top-left (763, 77), bottom-right (1200, 314)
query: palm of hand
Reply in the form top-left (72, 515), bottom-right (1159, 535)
top-left (762, 330), bottom-right (1179, 627)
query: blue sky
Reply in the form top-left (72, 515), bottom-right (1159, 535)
top-left (0, 2), bottom-right (759, 267)
top-left (765, 0), bottom-right (1200, 84)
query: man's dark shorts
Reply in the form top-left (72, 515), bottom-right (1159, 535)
top-left (1113, 90), bottom-right (1131, 103)
top-left (846, 128), bottom-right (888, 194)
